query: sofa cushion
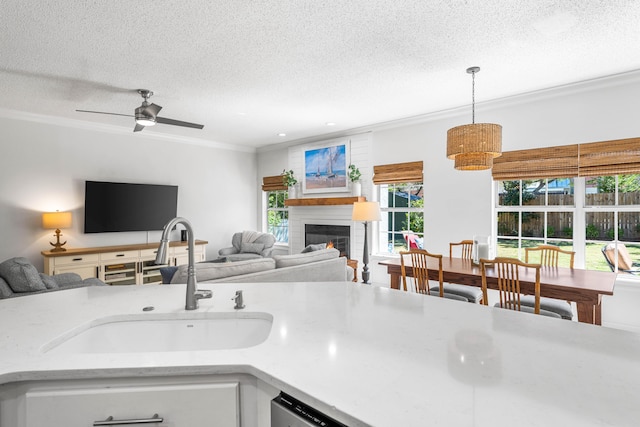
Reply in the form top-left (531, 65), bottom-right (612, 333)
top-left (241, 242), bottom-right (265, 254)
top-left (301, 243), bottom-right (327, 253)
top-left (273, 248), bottom-right (339, 268)
top-left (0, 277), bottom-right (13, 299)
top-left (0, 257), bottom-right (47, 293)
top-left (171, 257), bottom-right (276, 283)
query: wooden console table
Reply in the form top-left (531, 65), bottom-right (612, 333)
top-left (42, 240), bottom-right (208, 285)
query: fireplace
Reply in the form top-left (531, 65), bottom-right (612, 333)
top-left (305, 224), bottom-right (351, 259)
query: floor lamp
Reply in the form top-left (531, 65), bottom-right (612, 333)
top-left (352, 201), bottom-right (381, 284)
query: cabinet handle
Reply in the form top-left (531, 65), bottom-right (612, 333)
top-left (93, 413), bottom-right (163, 425)
top-left (73, 257), bottom-right (83, 261)
top-left (116, 254), bottom-right (125, 257)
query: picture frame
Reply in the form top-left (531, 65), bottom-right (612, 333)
top-left (302, 140), bottom-right (350, 194)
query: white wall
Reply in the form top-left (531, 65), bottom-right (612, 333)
top-left (258, 70), bottom-right (640, 286)
top-left (0, 115), bottom-right (258, 270)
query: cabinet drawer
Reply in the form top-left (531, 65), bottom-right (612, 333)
top-left (24, 382), bottom-right (239, 427)
top-left (53, 254), bottom-right (100, 266)
top-left (100, 250), bottom-right (138, 262)
top-left (140, 248), bottom-right (161, 259)
top-left (172, 245), bottom-right (191, 255)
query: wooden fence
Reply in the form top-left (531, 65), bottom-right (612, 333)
top-left (497, 193), bottom-right (640, 241)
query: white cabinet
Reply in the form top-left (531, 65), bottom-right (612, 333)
top-left (42, 241), bottom-right (208, 285)
top-left (24, 382), bottom-right (239, 427)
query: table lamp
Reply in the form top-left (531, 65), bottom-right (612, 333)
top-left (42, 211), bottom-right (72, 252)
top-left (352, 201), bottom-right (381, 284)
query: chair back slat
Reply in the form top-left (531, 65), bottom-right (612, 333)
top-left (449, 240), bottom-right (473, 260)
top-left (400, 249), bottom-right (443, 296)
top-left (481, 257), bottom-right (542, 314)
top-left (525, 245), bottom-right (575, 268)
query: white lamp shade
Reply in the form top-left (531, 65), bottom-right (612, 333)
top-left (352, 201), bottom-right (381, 222)
top-left (42, 211), bottom-right (72, 229)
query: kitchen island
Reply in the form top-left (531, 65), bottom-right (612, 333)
top-left (0, 281), bottom-right (639, 426)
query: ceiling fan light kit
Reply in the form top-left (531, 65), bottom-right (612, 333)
top-left (446, 66), bottom-right (502, 171)
top-left (76, 89), bottom-right (204, 133)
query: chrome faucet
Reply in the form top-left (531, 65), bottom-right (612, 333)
top-left (155, 217), bottom-right (212, 310)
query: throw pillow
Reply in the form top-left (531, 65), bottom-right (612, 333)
top-left (39, 273), bottom-right (59, 290)
top-left (301, 243), bottom-right (327, 253)
top-left (0, 257), bottom-right (47, 293)
top-left (159, 266), bottom-right (179, 284)
top-left (240, 242), bottom-right (265, 254)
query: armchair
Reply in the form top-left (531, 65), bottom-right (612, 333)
top-left (218, 231), bottom-right (277, 261)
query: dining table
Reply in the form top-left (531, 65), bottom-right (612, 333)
top-left (378, 256), bottom-right (617, 325)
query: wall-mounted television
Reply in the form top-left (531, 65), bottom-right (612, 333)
top-left (84, 181), bottom-right (178, 233)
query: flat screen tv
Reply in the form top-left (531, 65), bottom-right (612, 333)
top-left (84, 181), bottom-right (178, 233)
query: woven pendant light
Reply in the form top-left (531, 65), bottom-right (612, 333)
top-left (447, 67), bottom-right (502, 171)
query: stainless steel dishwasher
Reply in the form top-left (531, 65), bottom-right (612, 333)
top-left (271, 392), bottom-right (348, 427)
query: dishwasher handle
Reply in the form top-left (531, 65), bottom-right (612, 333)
top-left (93, 413), bottom-right (164, 426)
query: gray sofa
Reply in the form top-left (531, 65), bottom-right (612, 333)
top-left (0, 257), bottom-right (105, 299)
top-left (170, 248), bottom-right (352, 284)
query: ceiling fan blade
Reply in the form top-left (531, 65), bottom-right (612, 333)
top-left (143, 103), bottom-right (162, 117)
top-left (133, 123), bottom-right (145, 132)
top-left (76, 109), bottom-right (133, 118)
top-left (156, 116), bottom-right (204, 129)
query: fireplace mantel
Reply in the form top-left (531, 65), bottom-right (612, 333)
top-left (285, 196), bottom-right (366, 207)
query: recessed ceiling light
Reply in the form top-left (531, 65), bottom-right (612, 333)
top-left (278, 133), bottom-right (286, 137)
top-left (326, 122), bottom-right (336, 126)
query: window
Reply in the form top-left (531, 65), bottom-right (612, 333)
top-left (583, 174), bottom-right (640, 271)
top-left (262, 174), bottom-right (289, 244)
top-left (496, 178), bottom-right (575, 266)
top-left (372, 161), bottom-right (424, 255)
top-left (379, 182), bottom-right (424, 253)
top-left (266, 190), bottom-right (289, 243)
top-left (495, 175), bottom-right (640, 271)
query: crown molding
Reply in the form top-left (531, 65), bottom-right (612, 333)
top-left (259, 68), bottom-right (640, 153)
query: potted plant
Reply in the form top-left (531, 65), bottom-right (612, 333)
top-left (282, 169), bottom-right (298, 198)
top-left (348, 164), bottom-right (362, 196)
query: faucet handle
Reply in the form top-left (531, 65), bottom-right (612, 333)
top-left (232, 290), bottom-right (245, 310)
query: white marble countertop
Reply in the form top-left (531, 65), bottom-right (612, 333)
top-left (1, 281), bottom-right (640, 426)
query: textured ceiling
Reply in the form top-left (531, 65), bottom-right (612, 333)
top-left (2, 1), bottom-right (640, 149)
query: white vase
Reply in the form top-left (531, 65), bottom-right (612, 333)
top-left (288, 185), bottom-right (297, 199)
top-left (352, 181), bottom-right (362, 197)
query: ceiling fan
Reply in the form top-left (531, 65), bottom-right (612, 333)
top-left (76, 89), bottom-right (204, 132)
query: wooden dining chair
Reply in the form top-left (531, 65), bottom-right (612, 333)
top-left (436, 241), bottom-right (484, 303)
top-left (450, 240), bottom-right (474, 260)
top-left (399, 250), bottom-right (466, 301)
top-left (480, 257), bottom-right (562, 318)
top-left (521, 245), bottom-right (575, 320)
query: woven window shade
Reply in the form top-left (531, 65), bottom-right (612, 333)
top-left (492, 145), bottom-right (578, 181)
top-left (578, 137), bottom-right (640, 176)
top-left (373, 161), bottom-right (423, 184)
top-left (261, 175), bottom-right (287, 191)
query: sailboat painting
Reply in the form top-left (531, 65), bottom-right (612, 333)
top-left (303, 142), bottom-right (349, 194)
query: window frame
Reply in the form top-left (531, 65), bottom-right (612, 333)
top-left (493, 175), bottom-right (640, 273)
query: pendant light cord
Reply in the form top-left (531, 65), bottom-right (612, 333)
top-left (471, 70), bottom-right (476, 124)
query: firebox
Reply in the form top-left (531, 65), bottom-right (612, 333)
top-left (305, 224), bottom-right (350, 259)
